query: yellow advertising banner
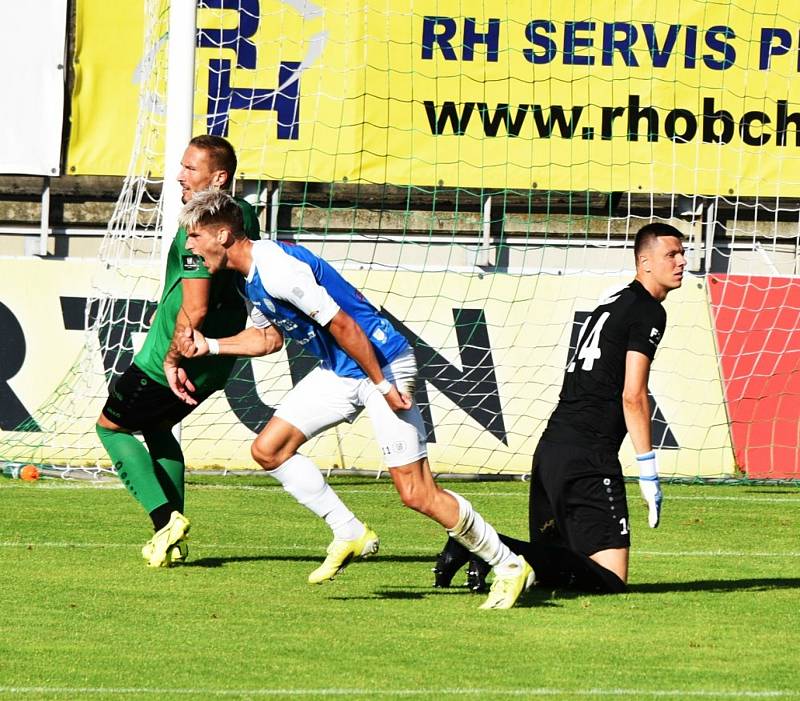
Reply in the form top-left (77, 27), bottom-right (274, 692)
top-left (68, 0), bottom-right (800, 196)
top-left (0, 259), bottom-right (733, 477)
top-left (68, 0), bottom-right (148, 177)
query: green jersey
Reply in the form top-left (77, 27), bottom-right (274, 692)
top-left (134, 197), bottom-right (259, 392)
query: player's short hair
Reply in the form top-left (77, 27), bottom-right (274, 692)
top-left (188, 134), bottom-right (237, 189)
top-left (634, 222), bottom-right (684, 259)
top-left (178, 189), bottom-right (244, 236)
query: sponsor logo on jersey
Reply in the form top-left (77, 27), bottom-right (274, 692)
top-left (261, 298), bottom-right (276, 314)
top-left (286, 327), bottom-right (316, 345)
top-left (649, 327), bottom-right (662, 346)
top-left (182, 254), bottom-right (201, 272)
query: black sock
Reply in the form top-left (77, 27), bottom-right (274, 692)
top-left (149, 503), bottom-right (174, 532)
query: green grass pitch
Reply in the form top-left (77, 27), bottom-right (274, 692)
top-left (1, 475), bottom-right (798, 700)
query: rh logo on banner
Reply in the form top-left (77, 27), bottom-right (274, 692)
top-left (197, 0), bottom-right (327, 140)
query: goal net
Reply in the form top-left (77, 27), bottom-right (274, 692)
top-left (2, 0), bottom-right (798, 480)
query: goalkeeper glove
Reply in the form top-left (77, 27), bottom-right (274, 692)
top-left (636, 450), bottom-right (662, 528)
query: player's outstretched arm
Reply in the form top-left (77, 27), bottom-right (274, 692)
top-left (164, 325), bottom-right (283, 404)
top-left (326, 310), bottom-right (411, 411)
top-left (181, 325), bottom-right (283, 359)
top-left (623, 350), bottom-right (662, 528)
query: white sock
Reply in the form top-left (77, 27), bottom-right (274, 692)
top-left (445, 489), bottom-right (522, 576)
top-left (269, 454), bottom-right (364, 541)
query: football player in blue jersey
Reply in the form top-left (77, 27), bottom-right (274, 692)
top-left (165, 189), bottom-right (533, 609)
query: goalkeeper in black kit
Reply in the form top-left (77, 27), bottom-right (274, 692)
top-left (434, 222), bottom-right (686, 594)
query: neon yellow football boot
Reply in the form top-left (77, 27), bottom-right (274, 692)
top-left (479, 560), bottom-right (535, 610)
top-left (307, 526), bottom-right (380, 584)
top-left (145, 511), bottom-right (191, 568)
top-left (141, 537), bottom-right (189, 566)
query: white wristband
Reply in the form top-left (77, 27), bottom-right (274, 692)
top-left (375, 379), bottom-right (392, 395)
top-left (636, 450), bottom-right (658, 479)
top-left (206, 338), bottom-right (220, 355)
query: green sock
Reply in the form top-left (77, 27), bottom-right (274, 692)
top-left (143, 429), bottom-right (186, 513)
top-left (96, 424), bottom-right (169, 514)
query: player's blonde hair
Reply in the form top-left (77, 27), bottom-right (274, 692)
top-left (178, 189), bottom-right (244, 236)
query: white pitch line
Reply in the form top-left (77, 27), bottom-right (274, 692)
top-left (0, 687), bottom-right (796, 698)
top-left (659, 495), bottom-right (800, 504)
top-left (8, 482), bottom-right (800, 505)
top-left (1, 541), bottom-right (799, 558)
top-left (189, 484), bottom-right (800, 504)
top-left (637, 550), bottom-right (800, 558)
top-left (0, 481), bottom-right (124, 490)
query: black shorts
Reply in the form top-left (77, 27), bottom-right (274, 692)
top-left (529, 439), bottom-right (631, 555)
top-left (101, 364), bottom-right (209, 432)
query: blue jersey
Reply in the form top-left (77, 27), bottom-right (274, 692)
top-left (242, 240), bottom-right (409, 378)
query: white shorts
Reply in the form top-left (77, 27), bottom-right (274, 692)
top-left (274, 348), bottom-right (427, 468)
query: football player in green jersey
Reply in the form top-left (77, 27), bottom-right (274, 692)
top-left (96, 135), bottom-right (260, 567)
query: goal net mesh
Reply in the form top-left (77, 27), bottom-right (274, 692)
top-left (2, 0), bottom-right (798, 480)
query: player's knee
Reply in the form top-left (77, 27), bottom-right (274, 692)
top-left (396, 482), bottom-right (436, 516)
top-left (250, 439), bottom-right (288, 471)
top-left (96, 414), bottom-right (121, 432)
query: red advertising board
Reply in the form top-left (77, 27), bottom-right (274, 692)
top-left (709, 275), bottom-right (800, 478)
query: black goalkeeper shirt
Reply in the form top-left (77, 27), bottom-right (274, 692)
top-left (541, 280), bottom-right (666, 453)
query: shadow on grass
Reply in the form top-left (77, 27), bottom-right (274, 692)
top-left (327, 586), bottom-right (562, 608)
top-left (184, 554), bottom-right (318, 568)
top-left (182, 552), bottom-right (800, 600)
top-left (525, 577), bottom-right (800, 599)
top-left (628, 577), bottom-right (800, 593)
top-left (183, 553), bottom-right (435, 568)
